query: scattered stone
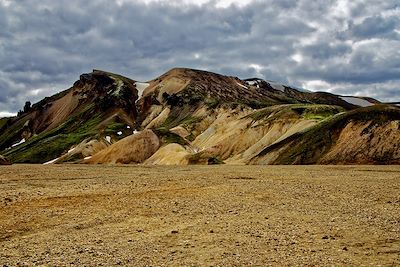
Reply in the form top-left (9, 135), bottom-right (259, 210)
top-left (1, 165), bottom-right (398, 265)
top-left (322, 235), bottom-right (336, 240)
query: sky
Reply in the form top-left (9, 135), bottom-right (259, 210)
top-left (0, 0), bottom-right (399, 116)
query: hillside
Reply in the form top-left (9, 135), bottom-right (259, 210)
top-left (1, 67), bottom-right (399, 165)
top-left (251, 105), bottom-right (400, 165)
top-left (0, 70), bottom-right (138, 163)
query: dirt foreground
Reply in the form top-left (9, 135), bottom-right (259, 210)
top-left (0, 165), bottom-right (399, 266)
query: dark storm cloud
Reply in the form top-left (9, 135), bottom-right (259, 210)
top-left (348, 15), bottom-right (399, 39)
top-left (301, 43), bottom-right (352, 60)
top-left (0, 0), bottom-right (399, 115)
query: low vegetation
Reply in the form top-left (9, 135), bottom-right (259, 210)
top-left (248, 104), bottom-right (344, 122)
top-left (153, 127), bottom-right (188, 146)
top-left (4, 106), bottom-right (103, 163)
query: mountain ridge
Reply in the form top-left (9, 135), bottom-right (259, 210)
top-left (1, 68), bottom-right (399, 165)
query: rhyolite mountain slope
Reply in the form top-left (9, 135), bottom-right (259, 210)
top-left (0, 70), bottom-right (138, 163)
top-left (1, 68), bottom-right (399, 165)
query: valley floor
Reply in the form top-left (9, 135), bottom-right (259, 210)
top-left (0, 165), bottom-right (399, 266)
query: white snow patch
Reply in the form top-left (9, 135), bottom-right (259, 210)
top-left (105, 136), bottom-right (111, 143)
top-left (117, 131), bottom-right (123, 136)
top-left (11, 138), bottom-right (25, 148)
top-left (236, 82), bottom-right (248, 89)
top-left (84, 156), bottom-right (92, 160)
top-left (340, 97), bottom-right (373, 107)
top-left (44, 157), bottom-right (60, 165)
top-left (135, 82), bottom-right (150, 98)
top-left (126, 125), bottom-right (131, 129)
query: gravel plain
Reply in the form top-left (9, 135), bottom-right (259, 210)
top-left (0, 164), bottom-right (399, 266)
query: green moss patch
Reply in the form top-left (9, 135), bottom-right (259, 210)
top-left (0, 117), bottom-right (10, 130)
top-left (247, 104), bottom-right (344, 122)
top-left (153, 127), bottom-right (189, 146)
top-left (0, 117), bottom-right (30, 150)
top-left (4, 106), bottom-right (103, 163)
top-left (104, 122), bottom-right (126, 134)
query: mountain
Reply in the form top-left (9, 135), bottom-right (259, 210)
top-left (1, 68), bottom-right (399, 165)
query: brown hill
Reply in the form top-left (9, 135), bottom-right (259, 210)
top-left (86, 130), bottom-right (160, 164)
top-left (250, 105), bottom-right (400, 164)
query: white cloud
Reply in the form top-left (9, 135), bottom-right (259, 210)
top-left (0, 111), bottom-right (16, 118)
top-left (302, 80), bottom-right (333, 92)
top-left (0, 0), bottom-right (399, 115)
top-left (291, 53), bottom-right (304, 63)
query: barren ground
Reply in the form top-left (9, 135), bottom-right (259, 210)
top-left (0, 165), bottom-right (399, 266)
